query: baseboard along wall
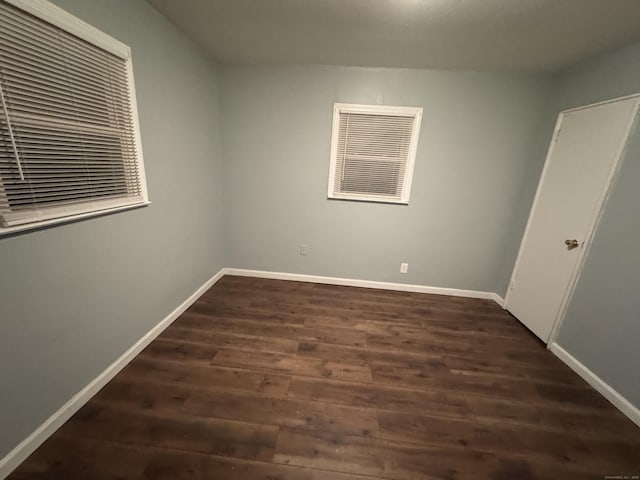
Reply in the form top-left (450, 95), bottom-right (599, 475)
top-left (549, 342), bottom-right (640, 428)
top-left (2, 267), bottom-right (637, 479)
top-left (225, 268), bottom-right (505, 305)
top-left (0, 268), bottom-right (226, 480)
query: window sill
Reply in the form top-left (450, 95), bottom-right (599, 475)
top-left (0, 201), bottom-right (151, 237)
top-left (328, 195), bottom-right (409, 205)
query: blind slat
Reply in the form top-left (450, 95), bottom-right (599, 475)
top-left (10, 113), bottom-right (130, 136)
top-left (2, 123), bottom-right (136, 142)
top-left (0, 5), bottom-right (131, 85)
top-left (0, 48), bottom-right (131, 104)
top-left (2, 81), bottom-right (132, 118)
top-left (0, 45), bottom-right (130, 100)
top-left (0, 29), bottom-right (129, 91)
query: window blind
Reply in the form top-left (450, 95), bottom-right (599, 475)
top-left (0, 0), bottom-right (145, 228)
top-left (328, 104), bottom-right (422, 204)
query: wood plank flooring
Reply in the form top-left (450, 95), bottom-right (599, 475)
top-left (9, 275), bottom-right (640, 479)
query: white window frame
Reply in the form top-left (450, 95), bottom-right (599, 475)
top-left (327, 103), bottom-right (422, 205)
top-left (0, 0), bottom-right (149, 236)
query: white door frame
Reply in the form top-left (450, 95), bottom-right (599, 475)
top-left (504, 93), bottom-right (640, 346)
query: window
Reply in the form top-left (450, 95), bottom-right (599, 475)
top-left (0, 0), bottom-right (148, 234)
top-left (327, 103), bottom-right (422, 204)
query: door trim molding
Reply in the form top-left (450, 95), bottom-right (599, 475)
top-left (505, 95), bottom-right (640, 345)
top-left (550, 343), bottom-right (640, 428)
top-left (563, 92), bottom-right (640, 113)
top-left (503, 113), bottom-right (562, 310)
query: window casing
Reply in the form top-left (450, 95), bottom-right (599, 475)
top-left (327, 103), bottom-right (422, 204)
top-left (0, 0), bottom-right (148, 234)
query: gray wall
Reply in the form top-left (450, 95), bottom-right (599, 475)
top-left (220, 65), bottom-right (554, 293)
top-left (0, 0), bottom-right (225, 458)
top-left (554, 43), bottom-right (640, 407)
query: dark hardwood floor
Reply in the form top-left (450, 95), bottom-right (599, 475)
top-left (9, 275), bottom-right (640, 479)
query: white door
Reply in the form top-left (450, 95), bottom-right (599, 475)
top-left (506, 96), bottom-right (639, 343)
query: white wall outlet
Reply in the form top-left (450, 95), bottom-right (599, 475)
top-left (400, 262), bottom-right (408, 274)
top-left (300, 244), bottom-right (309, 255)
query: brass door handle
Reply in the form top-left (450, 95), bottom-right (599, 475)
top-left (565, 239), bottom-right (580, 250)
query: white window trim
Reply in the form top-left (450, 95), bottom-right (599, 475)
top-left (327, 103), bottom-right (423, 205)
top-left (0, 0), bottom-right (150, 236)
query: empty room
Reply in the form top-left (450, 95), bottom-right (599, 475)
top-left (1, 0), bottom-right (640, 478)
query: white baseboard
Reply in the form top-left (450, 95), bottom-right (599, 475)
top-left (549, 342), bottom-right (640, 428)
top-left (0, 268), bottom-right (226, 480)
top-left (224, 268), bottom-right (500, 302)
top-left (0, 266), bottom-right (501, 478)
top-left (491, 293), bottom-right (506, 308)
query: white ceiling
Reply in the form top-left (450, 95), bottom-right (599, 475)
top-left (147, 0), bottom-right (640, 73)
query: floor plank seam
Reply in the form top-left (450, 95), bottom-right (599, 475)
top-left (120, 363), bottom-right (619, 417)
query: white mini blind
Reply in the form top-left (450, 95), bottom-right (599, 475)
top-left (0, 0), bottom-right (147, 230)
top-left (328, 103), bottom-right (422, 204)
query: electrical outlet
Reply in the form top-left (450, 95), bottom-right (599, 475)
top-left (400, 262), bottom-right (408, 274)
top-left (300, 244), bottom-right (308, 255)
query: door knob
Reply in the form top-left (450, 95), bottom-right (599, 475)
top-left (565, 239), bottom-right (579, 250)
